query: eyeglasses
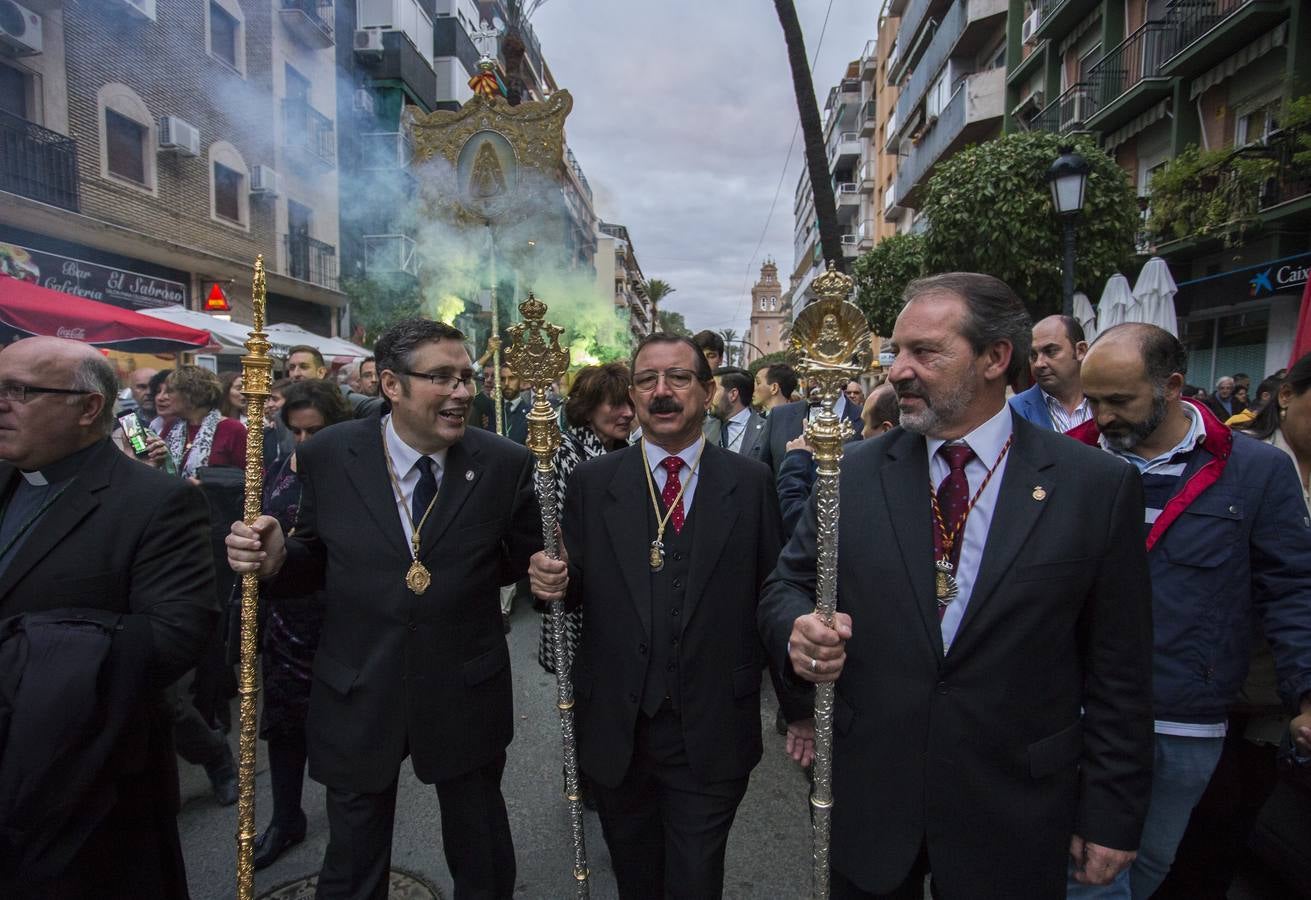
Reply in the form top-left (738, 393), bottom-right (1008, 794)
top-left (632, 368), bottom-right (698, 392)
top-left (399, 370), bottom-right (475, 392)
top-left (0, 383), bottom-right (95, 404)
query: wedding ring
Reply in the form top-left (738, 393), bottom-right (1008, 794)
top-left (810, 656), bottom-right (818, 673)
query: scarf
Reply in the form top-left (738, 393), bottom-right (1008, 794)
top-left (164, 408), bottom-right (223, 478)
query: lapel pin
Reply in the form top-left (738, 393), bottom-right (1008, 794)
top-left (465, 470), bottom-right (475, 481)
top-left (1032, 486), bottom-right (1047, 501)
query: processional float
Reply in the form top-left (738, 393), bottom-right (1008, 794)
top-left (790, 262), bottom-right (872, 900)
top-left (504, 294), bottom-right (590, 896)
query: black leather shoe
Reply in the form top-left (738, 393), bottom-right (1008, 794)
top-left (204, 744), bottom-right (238, 807)
top-left (253, 818), bottom-right (307, 871)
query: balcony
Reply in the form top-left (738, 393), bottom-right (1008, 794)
top-left (279, 0), bottom-right (334, 48)
top-left (883, 183), bottom-right (904, 222)
top-left (359, 130), bottom-right (414, 170)
top-left (364, 27), bottom-right (439, 111)
top-left (363, 234), bottom-right (419, 278)
top-left (1033, 0), bottom-right (1101, 44)
top-left (831, 131), bottom-right (862, 167)
top-left (283, 99), bottom-right (336, 169)
top-left (888, 0), bottom-right (942, 86)
top-left (1159, 0), bottom-right (1288, 80)
top-left (892, 0), bottom-right (1006, 148)
top-left (861, 39), bottom-right (878, 79)
top-left (840, 233), bottom-right (861, 258)
top-left (0, 110), bottom-right (80, 212)
top-left (893, 67), bottom-right (1004, 209)
top-left (837, 182), bottom-right (862, 210)
top-left (859, 159), bottom-right (877, 189)
top-left (1030, 82), bottom-right (1093, 134)
top-left (285, 235), bottom-right (339, 290)
top-left (857, 218), bottom-right (877, 250)
top-left (1083, 21), bottom-right (1173, 133)
top-left (859, 99), bottom-right (878, 137)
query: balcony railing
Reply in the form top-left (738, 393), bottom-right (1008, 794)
top-left (283, 99), bottom-right (336, 169)
top-left (363, 234), bottom-right (418, 278)
top-left (285, 234), bottom-right (339, 290)
top-left (1165, 0), bottom-right (1251, 62)
top-left (279, 0), bottom-right (334, 48)
top-left (0, 109), bottom-right (80, 211)
top-left (1031, 82), bottom-right (1093, 133)
top-left (1085, 21), bottom-right (1171, 119)
top-left (360, 131), bottom-right (414, 170)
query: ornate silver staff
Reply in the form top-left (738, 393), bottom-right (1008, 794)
top-left (789, 263), bottom-right (871, 900)
top-left (504, 293), bottom-right (590, 897)
top-left (235, 257), bottom-right (273, 900)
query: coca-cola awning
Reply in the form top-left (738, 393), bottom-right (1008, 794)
top-left (0, 273), bottom-right (215, 353)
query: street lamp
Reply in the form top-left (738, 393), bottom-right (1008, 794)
top-left (1048, 145), bottom-right (1091, 318)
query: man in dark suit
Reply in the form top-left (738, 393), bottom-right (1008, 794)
top-left (530, 334), bottom-right (805, 900)
top-left (0, 336), bottom-right (217, 899)
top-left (760, 273), bottom-right (1155, 899)
top-left (714, 367), bottom-right (765, 456)
top-left (1203, 375), bottom-right (1246, 422)
top-left (754, 384), bottom-right (863, 478)
top-left (228, 318), bottom-right (542, 900)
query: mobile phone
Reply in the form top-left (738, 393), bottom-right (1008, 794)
top-left (119, 414), bottom-right (150, 456)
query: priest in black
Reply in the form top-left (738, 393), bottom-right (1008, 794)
top-left (531, 333), bottom-right (804, 900)
top-left (229, 319), bottom-right (542, 900)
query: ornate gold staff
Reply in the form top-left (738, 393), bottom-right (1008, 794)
top-left (789, 263), bottom-right (871, 900)
top-left (504, 293), bottom-right (590, 898)
top-left (235, 257), bottom-right (273, 900)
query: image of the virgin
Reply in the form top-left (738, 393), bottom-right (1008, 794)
top-left (456, 131), bottom-right (518, 211)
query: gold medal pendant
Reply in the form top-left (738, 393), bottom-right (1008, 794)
top-left (649, 540), bottom-right (665, 573)
top-left (934, 558), bottom-right (959, 605)
top-left (406, 559), bottom-right (432, 595)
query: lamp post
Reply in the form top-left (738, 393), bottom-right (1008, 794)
top-left (1048, 145), bottom-right (1091, 318)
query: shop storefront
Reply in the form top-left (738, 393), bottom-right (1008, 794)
top-left (1174, 251), bottom-right (1308, 388)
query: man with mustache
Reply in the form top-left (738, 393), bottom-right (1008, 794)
top-left (760, 273), bottom-right (1155, 898)
top-left (530, 333), bottom-right (806, 899)
top-left (227, 318), bottom-right (543, 899)
top-left (1067, 324), bottom-right (1311, 899)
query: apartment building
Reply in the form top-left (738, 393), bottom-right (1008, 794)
top-left (596, 221), bottom-right (651, 342)
top-left (746, 259), bottom-right (787, 365)
top-left (0, 0), bottom-right (345, 336)
top-left (883, 0), bottom-right (1009, 228)
top-left (1007, 0), bottom-right (1309, 383)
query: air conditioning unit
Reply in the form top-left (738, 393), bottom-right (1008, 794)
top-left (117, 0), bottom-right (157, 21)
top-left (0, 0), bottom-right (42, 57)
top-left (158, 116), bottom-right (200, 157)
top-left (353, 88), bottom-right (375, 115)
top-left (354, 28), bottom-right (384, 60)
top-left (250, 165), bottom-right (280, 197)
top-left (1022, 10), bottom-right (1040, 43)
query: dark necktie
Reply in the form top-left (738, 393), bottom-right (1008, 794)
top-left (719, 421), bottom-right (729, 449)
top-left (934, 443), bottom-right (976, 575)
top-left (661, 456), bottom-right (686, 533)
top-left (413, 456), bottom-right (438, 525)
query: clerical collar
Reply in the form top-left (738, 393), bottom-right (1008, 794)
top-left (18, 439), bottom-right (105, 486)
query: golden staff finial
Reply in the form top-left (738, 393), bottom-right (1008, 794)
top-left (504, 293), bottom-right (590, 896)
top-left (789, 260), bottom-right (870, 900)
top-left (235, 255), bottom-right (272, 900)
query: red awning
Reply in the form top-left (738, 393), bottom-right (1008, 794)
top-left (0, 273), bottom-right (216, 353)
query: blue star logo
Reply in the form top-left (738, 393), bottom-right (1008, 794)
top-left (1249, 269), bottom-right (1274, 295)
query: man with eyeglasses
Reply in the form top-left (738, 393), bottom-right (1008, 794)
top-left (126, 366), bottom-right (158, 428)
top-left (0, 337), bottom-right (217, 899)
top-left (228, 317), bottom-right (542, 900)
top-left (530, 333), bottom-right (806, 899)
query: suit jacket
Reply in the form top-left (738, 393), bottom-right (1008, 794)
top-left (734, 410), bottom-right (767, 458)
top-left (275, 417), bottom-right (541, 793)
top-left (754, 398), bottom-right (862, 478)
top-left (562, 443), bottom-right (795, 789)
top-left (758, 413), bottom-right (1154, 898)
top-left (0, 439), bottom-right (217, 898)
top-left (1009, 383), bottom-right (1056, 431)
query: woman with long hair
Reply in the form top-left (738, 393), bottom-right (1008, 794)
top-left (219, 371), bottom-right (245, 420)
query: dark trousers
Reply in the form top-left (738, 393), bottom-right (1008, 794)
top-left (591, 707), bottom-right (749, 900)
top-left (316, 753), bottom-right (515, 900)
top-left (831, 844), bottom-right (935, 900)
top-left (268, 731), bottom-right (309, 829)
top-left (165, 674), bottom-right (227, 769)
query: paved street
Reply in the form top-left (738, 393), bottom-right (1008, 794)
top-left (178, 601), bottom-right (814, 898)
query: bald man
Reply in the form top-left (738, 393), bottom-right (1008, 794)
top-left (1010, 315), bottom-right (1090, 432)
top-left (0, 337), bottom-right (217, 898)
top-left (126, 366), bottom-right (158, 427)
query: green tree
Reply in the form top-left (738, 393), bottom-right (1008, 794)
top-left (748, 350), bottom-right (790, 377)
top-left (643, 278), bottom-right (676, 324)
top-left (919, 131), bottom-right (1138, 318)
top-left (851, 232), bottom-right (925, 339)
top-left (342, 276), bottom-right (424, 348)
top-left (720, 327), bottom-right (739, 366)
top-left (657, 310), bottom-right (691, 336)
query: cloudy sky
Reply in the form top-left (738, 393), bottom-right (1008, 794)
top-left (530, 1), bottom-right (875, 337)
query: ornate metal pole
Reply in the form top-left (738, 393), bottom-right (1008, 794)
top-left (504, 294), bottom-right (589, 898)
top-left (489, 225), bottom-right (505, 437)
top-left (790, 263), bottom-right (871, 900)
top-left (235, 257), bottom-right (273, 900)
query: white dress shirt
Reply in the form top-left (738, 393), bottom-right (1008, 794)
top-left (643, 435), bottom-right (706, 516)
top-left (1041, 389), bottom-right (1093, 432)
top-left (383, 414), bottom-right (448, 545)
top-left (723, 407), bottom-right (752, 452)
top-left (926, 403), bottom-right (1014, 654)
top-left (807, 393), bottom-right (849, 422)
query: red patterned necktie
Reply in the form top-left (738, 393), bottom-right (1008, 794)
top-left (933, 443), bottom-right (976, 619)
top-left (661, 456), bottom-right (686, 534)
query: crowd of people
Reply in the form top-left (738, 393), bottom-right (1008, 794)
top-left (0, 271), bottom-right (1309, 900)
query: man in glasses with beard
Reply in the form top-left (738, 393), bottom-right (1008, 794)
top-left (1068, 323), bottom-right (1311, 900)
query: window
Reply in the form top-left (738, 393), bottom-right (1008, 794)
top-left (214, 163), bottom-right (242, 222)
top-left (1236, 99), bottom-right (1280, 146)
top-left (106, 109), bottom-right (147, 184)
top-left (210, 2), bottom-right (239, 69)
top-left (760, 297), bottom-right (767, 311)
top-left (0, 64), bottom-right (27, 119)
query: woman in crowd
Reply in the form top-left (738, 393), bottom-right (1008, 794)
top-left (219, 371), bottom-right (245, 421)
top-left (253, 379), bottom-right (352, 869)
top-left (153, 365), bottom-right (247, 476)
top-left (537, 363), bottom-right (634, 674)
top-left (1246, 354), bottom-right (1311, 507)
